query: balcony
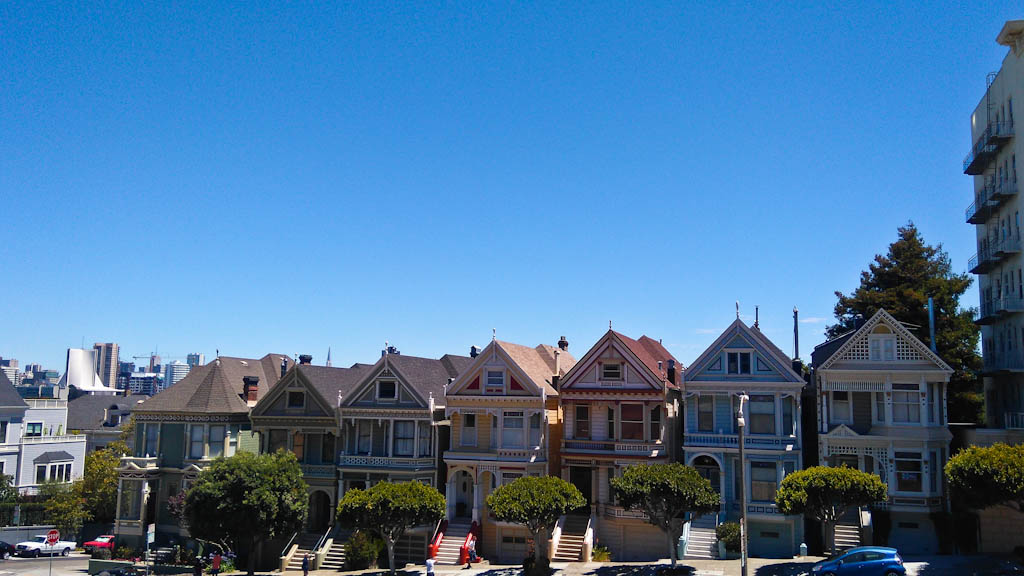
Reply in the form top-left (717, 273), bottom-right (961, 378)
top-left (301, 463), bottom-right (337, 478)
top-left (992, 179), bottom-right (1019, 202)
top-left (337, 454), bottom-right (436, 469)
top-left (685, 433), bottom-right (798, 449)
top-left (443, 447), bottom-right (545, 462)
top-left (966, 180), bottom-right (1018, 225)
top-left (119, 455), bottom-right (160, 469)
top-left (562, 439), bottom-right (665, 457)
top-left (969, 235), bottom-right (1021, 275)
top-left (20, 434), bottom-right (87, 445)
top-left (964, 121), bottom-right (1015, 175)
top-left (976, 296), bottom-right (1024, 325)
top-left (1005, 412), bottom-right (1024, 429)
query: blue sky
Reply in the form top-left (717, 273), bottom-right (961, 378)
top-left (0, 2), bottom-right (1017, 372)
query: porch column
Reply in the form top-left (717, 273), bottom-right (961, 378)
top-left (472, 478), bottom-right (481, 522)
top-left (884, 375), bottom-right (893, 426)
top-left (775, 394), bottom-right (783, 437)
top-left (413, 421), bottom-right (420, 458)
top-left (387, 420), bottom-right (394, 457)
top-left (795, 395), bottom-right (802, 443)
top-left (496, 411), bottom-right (503, 449)
top-left (115, 478), bottom-right (123, 521)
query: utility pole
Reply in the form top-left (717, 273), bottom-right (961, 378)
top-left (736, 392), bottom-right (750, 576)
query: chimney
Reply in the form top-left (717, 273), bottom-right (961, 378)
top-left (299, 354), bottom-right (313, 365)
top-left (552, 350), bottom-right (562, 392)
top-left (558, 336), bottom-right (569, 351)
top-left (470, 345), bottom-right (480, 358)
top-left (667, 359), bottom-right (676, 384)
top-left (280, 357), bottom-right (287, 378)
top-left (243, 376), bottom-right (260, 404)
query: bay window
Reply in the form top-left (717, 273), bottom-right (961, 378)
top-left (208, 425), bottom-right (225, 458)
top-left (461, 414), bottom-right (477, 446)
top-left (892, 386), bottom-right (920, 423)
top-left (782, 397), bottom-right (794, 436)
top-left (394, 421), bottom-right (415, 456)
top-left (144, 423), bottom-right (159, 457)
top-left (607, 407), bottom-right (615, 440)
top-left (649, 405), bottom-right (661, 441)
top-left (831, 391), bottom-right (851, 423)
top-left (749, 395), bottom-right (775, 434)
top-left (895, 452), bottom-right (922, 492)
top-left (357, 421), bottom-right (372, 454)
top-left (503, 412), bottom-right (524, 448)
top-left (529, 413), bottom-right (541, 447)
top-left (698, 395), bottom-right (713, 432)
top-left (620, 404), bottom-right (644, 440)
top-left (189, 425), bottom-right (205, 459)
top-left (575, 405), bottom-right (590, 439)
top-left (751, 461), bottom-right (778, 502)
top-left (418, 423), bottom-right (431, 457)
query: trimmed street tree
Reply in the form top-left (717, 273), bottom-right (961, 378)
top-left (336, 481), bottom-right (445, 576)
top-left (184, 451), bottom-right (308, 576)
top-left (610, 463), bottom-right (720, 567)
top-left (827, 222), bottom-right (982, 423)
top-left (40, 481), bottom-right (92, 539)
top-left (486, 476), bottom-right (585, 572)
top-left (775, 465), bottom-right (887, 552)
top-left (79, 441), bottom-right (127, 524)
top-left (946, 443), bottom-right (1024, 512)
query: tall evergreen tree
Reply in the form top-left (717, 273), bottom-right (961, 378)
top-left (828, 222), bottom-right (982, 423)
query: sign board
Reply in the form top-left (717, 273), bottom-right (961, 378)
top-left (147, 523), bottom-right (156, 545)
top-left (45, 530), bottom-right (59, 546)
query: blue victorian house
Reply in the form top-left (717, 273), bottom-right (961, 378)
top-left (682, 315), bottom-right (805, 559)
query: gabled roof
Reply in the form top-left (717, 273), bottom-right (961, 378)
top-left (296, 363), bottom-right (374, 408)
top-left (0, 371), bottom-right (28, 409)
top-left (496, 340), bottom-right (576, 395)
top-left (346, 352), bottom-right (474, 406)
top-left (67, 393), bottom-right (146, 431)
top-left (135, 353), bottom-right (292, 414)
top-left (612, 331), bottom-right (680, 387)
top-left (684, 319), bottom-right (803, 384)
top-left (814, 309), bottom-right (954, 373)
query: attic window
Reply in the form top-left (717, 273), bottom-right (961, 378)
top-left (727, 352), bottom-right (751, 374)
top-left (485, 371), bottom-right (504, 394)
top-left (378, 381), bottom-right (397, 401)
top-left (287, 391), bottom-right (305, 408)
top-left (601, 363), bottom-right (623, 381)
top-left (869, 336), bottom-right (896, 361)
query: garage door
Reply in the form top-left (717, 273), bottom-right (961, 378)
top-left (498, 528), bottom-right (529, 564)
top-left (749, 522), bottom-right (792, 558)
top-left (620, 525), bottom-right (665, 561)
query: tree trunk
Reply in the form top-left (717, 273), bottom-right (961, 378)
top-left (385, 538), bottom-right (396, 576)
top-left (823, 520), bottom-right (835, 555)
top-left (532, 528), bottom-right (549, 567)
top-left (247, 536), bottom-right (258, 576)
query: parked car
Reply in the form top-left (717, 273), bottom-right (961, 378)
top-left (0, 540), bottom-right (15, 560)
top-left (83, 535), bottom-right (115, 554)
top-left (15, 535), bottom-right (76, 557)
top-left (811, 546), bottom-right (906, 576)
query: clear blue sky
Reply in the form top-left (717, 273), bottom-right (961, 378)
top-left (1, 3), bottom-right (1017, 372)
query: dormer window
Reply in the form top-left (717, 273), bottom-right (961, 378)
top-left (869, 336), bottom-right (896, 361)
top-left (377, 381), bottom-right (397, 401)
top-left (601, 363), bottom-right (623, 381)
top-left (485, 371), bottom-right (504, 394)
top-left (287, 391), bottom-right (305, 408)
top-left (727, 352), bottom-right (751, 374)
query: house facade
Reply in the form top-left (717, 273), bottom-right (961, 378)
top-left (811, 309), bottom-right (952, 554)
top-left (682, 318), bottom-right (805, 558)
top-left (443, 339), bottom-right (572, 564)
top-left (114, 354), bottom-right (292, 550)
top-left (558, 330), bottom-right (680, 562)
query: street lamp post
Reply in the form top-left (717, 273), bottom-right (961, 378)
top-left (736, 392), bottom-right (750, 576)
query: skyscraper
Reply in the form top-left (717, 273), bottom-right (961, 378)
top-left (162, 361), bottom-right (190, 392)
top-left (93, 343), bottom-right (119, 388)
top-left (147, 354), bottom-right (161, 373)
top-left (186, 353), bottom-right (205, 369)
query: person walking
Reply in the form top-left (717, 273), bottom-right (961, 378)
top-left (426, 555), bottom-right (435, 576)
top-left (302, 553), bottom-right (310, 576)
top-left (211, 552), bottom-right (222, 576)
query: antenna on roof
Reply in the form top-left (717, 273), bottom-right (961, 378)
top-left (326, 347), bottom-right (332, 368)
top-left (492, 328), bottom-right (496, 342)
top-left (754, 306), bottom-right (760, 330)
top-left (215, 348), bottom-right (219, 358)
top-left (735, 301), bottom-right (740, 319)
top-left (609, 320), bottom-right (612, 330)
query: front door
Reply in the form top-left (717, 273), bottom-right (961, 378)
top-left (695, 464), bottom-right (721, 494)
top-left (455, 471), bottom-right (474, 517)
top-left (569, 466), bottom-right (592, 510)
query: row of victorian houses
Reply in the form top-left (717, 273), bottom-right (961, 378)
top-left (111, 308), bottom-right (954, 567)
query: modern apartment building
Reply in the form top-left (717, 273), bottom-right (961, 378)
top-left (162, 360), bottom-right (190, 391)
top-left (93, 342), bottom-right (120, 388)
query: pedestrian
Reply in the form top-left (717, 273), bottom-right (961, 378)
top-left (464, 538), bottom-right (476, 568)
top-left (301, 552), bottom-right (310, 576)
top-left (211, 552), bottom-right (222, 576)
top-left (426, 555), bottom-right (435, 576)
top-left (193, 557), bottom-right (203, 576)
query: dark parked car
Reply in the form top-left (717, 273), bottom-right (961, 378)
top-left (811, 546), bottom-right (906, 576)
top-left (0, 541), bottom-right (14, 560)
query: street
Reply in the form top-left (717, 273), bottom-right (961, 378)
top-left (0, 555), bottom-right (89, 576)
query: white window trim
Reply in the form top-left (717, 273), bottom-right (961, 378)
top-left (868, 335), bottom-right (896, 362)
top-left (725, 350), bottom-right (754, 375)
top-left (619, 402), bottom-right (645, 441)
top-left (830, 391), bottom-right (853, 425)
top-left (376, 380), bottom-right (398, 402)
top-left (696, 394), bottom-right (715, 432)
top-left (484, 370), bottom-right (505, 395)
top-left (461, 413), bottom-right (478, 447)
top-left (35, 461), bottom-right (73, 484)
top-left (599, 362), bottom-right (624, 382)
top-left (25, 422), bottom-right (43, 438)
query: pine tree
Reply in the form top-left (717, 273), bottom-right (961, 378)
top-left (827, 222), bottom-right (982, 423)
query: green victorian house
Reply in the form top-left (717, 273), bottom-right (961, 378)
top-left (114, 353), bottom-right (292, 552)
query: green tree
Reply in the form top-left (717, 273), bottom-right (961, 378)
top-left (775, 466), bottom-right (887, 552)
top-left (946, 443), bottom-right (1024, 512)
top-left (0, 474), bottom-right (19, 504)
top-left (827, 222), bottom-right (982, 422)
top-left (486, 476), bottom-right (585, 573)
top-left (184, 451), bottom-right (308, 576)
top-left (610, 463), bottom-right (720, 567)
top-left (79, 442), bottom-right (127, 524)
top-left (40, 481), bottom-right (92, 538)
top-left (336, 481), bottom-right (444, 575)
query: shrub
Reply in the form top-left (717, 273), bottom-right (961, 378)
top-left (715, 522), bottom-right (740, 553)
top-left (91, 548), bottom-right (112, 560)
top-left (344, 530), bottom-right (382, 570)
top-left (113, 545), bottom-right (138, 560)
top-left (930, 511), bottom-right (954, 554)
top-left (590, 545), bottom-right (611, 562)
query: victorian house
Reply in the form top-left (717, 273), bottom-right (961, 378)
top-left (681, 317), bottom-right (804, 558)
top-left (443, 338), bottom-right (573, 565)
top-left (250, 355), bottom-right (371, 536)
top-left (811, 309), bottom-right (952, 554)
top-left (114, 354), bottom-right (292, 554)
top-left (558, 330), bottom-right (680, 562)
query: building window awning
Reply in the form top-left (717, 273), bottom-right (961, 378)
top-left (822, 380), bottom-right (885, 392)
top-left (34, 451), bottom-right (74, 464)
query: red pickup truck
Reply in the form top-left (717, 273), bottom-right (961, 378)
top-left (83, 535), bottom-right (115, 554)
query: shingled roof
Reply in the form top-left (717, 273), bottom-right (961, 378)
top-left (0, 372), bottom-right (28, 409)
top-left (67, 393), bottom-right (146, 432)
top-left (135, 354), bottom-right (292, 415)
top-left (496, 341), bottom-right (576, 395)
top-left (297, 363), bottom-right (375, 406)
top-left (611, 331), bottom-right (679, 388)
top-left (386, 353), bottom-right (474, 401)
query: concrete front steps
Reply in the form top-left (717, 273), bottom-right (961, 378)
top-left (684, 514), bottom-right (717, 560)
top-left (318, 531), bottom-right (350, 571)
top-left (286, 533), bottom-right (322, 571)
top-left (435, 520), bottom-right (473, 565)
top-left (834, 509), bottom-right (862, 551)
top-left (552, 513), bottom-right (589, 562)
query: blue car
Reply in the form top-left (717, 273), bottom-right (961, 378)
top-left (810, 546), bottom-right (906, 576)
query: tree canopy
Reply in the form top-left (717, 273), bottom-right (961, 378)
top-left (487, 475), bottom-right (585, 570)
top-left (775, 466), bottom-right (887, 551)
top-left (946, 443), bottom-right (1024, 512)
top-left (336, 481), bottom-right (445, 575)
top-left (610, 463), bottom-right (719, 566)
top-left (827, 222), bottom-right (982, 422)
top-left (79, 441), bottom-right (127, 524)
top-left (40, 481), bottom-right (91, 538)
top-left (184, 451), bottom-right (308, 576)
